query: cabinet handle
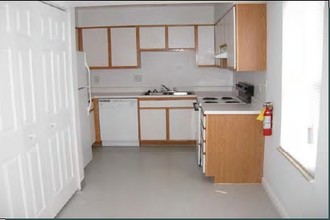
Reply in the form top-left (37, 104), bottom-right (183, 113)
top-left (50, 123), bottom-right (56, 128)
top-left (28, 134), bottom-right (36, 140)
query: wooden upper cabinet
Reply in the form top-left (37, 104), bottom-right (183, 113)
top-left (139, 26), bottom-right (166, 50)
top-left (110, 27), bottom-right (139, 67)
top-left (197, 25), bottom-right (215, 66)
top-left (227, 4), bottom-right (267, 71)
top-left (168, 26), bottom-right (195, 49)
top-left (81, 28), bottom-right (109, 68)
top-left (236, 4), bottom-right (266, 71)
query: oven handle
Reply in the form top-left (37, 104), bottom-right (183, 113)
top-left (193, 102), bottom-right (199, 111)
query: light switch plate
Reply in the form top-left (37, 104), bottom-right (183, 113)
top-left (134, 74), bottom-right (142, 82)
top-left (94, 75), bottom-right (100, 84)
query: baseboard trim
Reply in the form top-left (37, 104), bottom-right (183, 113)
top-left (262, 177), bottom-right (290, 218)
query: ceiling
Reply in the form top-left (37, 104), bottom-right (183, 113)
top-left (56, 1), bottom-right (235, 8)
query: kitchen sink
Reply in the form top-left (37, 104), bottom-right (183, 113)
top-left (141, 90), bottom-right (195, 96)
top-left (163, 91), bottom-right (195, 95)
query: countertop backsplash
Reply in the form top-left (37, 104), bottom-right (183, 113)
top-left (90, 51), bottom-right (234, 92)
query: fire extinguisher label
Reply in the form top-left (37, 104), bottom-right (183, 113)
top-left (263, 116), bottom-right (272, 129)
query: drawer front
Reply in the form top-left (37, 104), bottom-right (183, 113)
top-left (139, 100), bottom-right (195, 108)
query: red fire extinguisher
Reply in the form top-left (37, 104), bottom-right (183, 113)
top-left (263, 102), bottom-right (273, 136)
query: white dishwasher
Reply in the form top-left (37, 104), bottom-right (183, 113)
top-left (99, 98), bottom-right (139, 146)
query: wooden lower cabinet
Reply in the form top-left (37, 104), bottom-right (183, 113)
top-left (205, 114), bottom-right (264, 183)
top-left (138, 98), bottom-right (197, 146)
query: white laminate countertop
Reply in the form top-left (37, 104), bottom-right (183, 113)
top-left (92, 91), bottom-right (236, 99)
top-left (92, 91), bottom-right (263, 114)
top-left (201, 103), bottom-right (262, 115)
top-left (92, 92), bottom-right (143, 98)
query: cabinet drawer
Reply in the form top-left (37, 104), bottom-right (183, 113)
top-left (139, 100), bottom-right (195, 108)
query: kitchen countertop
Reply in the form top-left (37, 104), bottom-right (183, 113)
top-left (92, 91), bottom-right (263, 114)
top-left (201, 102), bottom-right (262, 115)
top-left (92, 91), bottom-right (236, 99)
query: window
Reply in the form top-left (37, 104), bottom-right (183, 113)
top-left (280, 1), bottom-right (325, 179)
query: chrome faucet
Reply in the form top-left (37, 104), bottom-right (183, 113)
top-left (161, 84), bottom-right (171, 91)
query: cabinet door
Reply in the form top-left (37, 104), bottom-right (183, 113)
top-left (206, 115), bottom-right (264, 183)
top-left (89, 110), bottom-right (95, 145)
top-left (226, 7), bottom-right (236, 69)
top-left (220, 16), bottom-right (227, 46)
top-left (139, 27), bottom-right (166, 50)
top-left (140, 109), bottom-right (166, 140)
top-left (169, 109), bottom-right (196, 140)
top-left (235, 4), bottom-right (267, 71)
top-left (197, 26), bottom-right (215, 66)
top-left (110, 27), bottom-right (138, 67)
top-left (82, 28), bottom-right (109, 67)
top-left (214, 22), bottom-right (221, 67)
top-left (168, 26), bottom-right (195, 49)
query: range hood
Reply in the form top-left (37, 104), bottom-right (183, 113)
top-left (215, 44), bottom-right (227, 59)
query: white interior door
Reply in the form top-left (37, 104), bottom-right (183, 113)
top-left (0, 2), bottom-right (79, 218)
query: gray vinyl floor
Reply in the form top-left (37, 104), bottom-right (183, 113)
top-left (56, 146), bottom-right (280, 218)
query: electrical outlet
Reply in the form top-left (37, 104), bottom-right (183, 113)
top-left (133, 74), bottom-right (142, 82)
top-left (94, 75), bottom-right (100, 84)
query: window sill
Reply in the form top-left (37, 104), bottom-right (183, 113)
top-left (277, 146), bottom-right (315, 182)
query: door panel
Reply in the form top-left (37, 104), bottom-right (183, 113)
top-left (197, 26), bottom-right (215, 65)
top-left (169, 109), bottom-right (196, 140)
top-left (0, 49), bottom-right (16, 132)
top-left (168, 26), bottom-right (195, 49)
top-left (111, 27), bottom-right (138, 67)
top-left (61, 126), bottom-right (74, 181)
top-left (82, 28), bottom-right (108, 67)
top-left (18, 49), bottom-right (36, 125)
top-left (3, 156), bottom-right (29, 217)
top-left (48, 133), bottom-right (63, 195)
top-left (27, 145), bottom-right (46, 216)
top-left (41, 51), bottom-right (55, 114)
top-left (140, 109), bottom-right (166, 140)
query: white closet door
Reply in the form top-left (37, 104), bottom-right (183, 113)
top-left (0, 2), bottom-right (79, 218)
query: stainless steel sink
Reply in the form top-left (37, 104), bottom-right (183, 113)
top-left (162, 91), bottom-right (195, 96)
top-left (141, 90), bottom-right (195, 96)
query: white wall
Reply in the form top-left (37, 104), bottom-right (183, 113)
top-left (214, 3), bottom-right (233, 22)
top-left (77, 5), bottom-right (215, 26)
top-left (262, 2), bottom-right (328, 218)
top-left (76, 5), bottom-right (234, 92)
top-left (91, 51), bottom-right (233, 92)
